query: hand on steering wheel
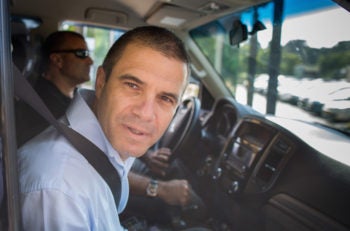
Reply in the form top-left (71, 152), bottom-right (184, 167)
top-left (143, 147), bottom-right (172, 177)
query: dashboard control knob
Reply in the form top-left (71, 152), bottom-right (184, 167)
top-left (228, 181), bottom-right (239, 194)
top-left (212, 167), bottom-right (222, 180)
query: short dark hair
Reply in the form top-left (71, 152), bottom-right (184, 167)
top-left (41, 31), bottom-right (85, 72)
top-left (102, 26), bottom-right (190, 82)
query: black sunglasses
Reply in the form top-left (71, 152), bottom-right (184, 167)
top-left (51, 49), bottom-right (90, 59)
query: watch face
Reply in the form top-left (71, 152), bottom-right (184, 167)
top-left (146, 179), bottom-right (158, 197)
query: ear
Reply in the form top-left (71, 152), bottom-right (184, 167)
top-left (95, 66), bottom-right (106, 99)
top-left (50, 53), bottom-right (63, 68)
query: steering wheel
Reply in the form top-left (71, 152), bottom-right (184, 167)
top-left (154, 96), bottom-right (201, 161)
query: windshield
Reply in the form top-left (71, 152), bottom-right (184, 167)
top-left (190, 0), bottom-right (350, 134)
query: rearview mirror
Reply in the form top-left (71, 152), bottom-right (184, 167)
top-left (229, 19), bottom-right (248, 47)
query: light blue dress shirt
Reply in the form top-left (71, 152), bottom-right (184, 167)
top-left (18, 89), bottom-right (135, 231)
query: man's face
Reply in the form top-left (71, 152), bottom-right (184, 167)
top-left (94, 44), bottom-right (187, 160)
top-left (59, 37), bottom-right (93, 85)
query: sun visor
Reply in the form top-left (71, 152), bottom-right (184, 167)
top-left (85, 8), bottom-right (128, 26)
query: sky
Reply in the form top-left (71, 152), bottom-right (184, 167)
top-left (257, 6), bottom-right (350, 49)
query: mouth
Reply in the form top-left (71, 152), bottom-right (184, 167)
top-left (128, 126), bottom-right (144, 135)
top-left (125, 124), bottom-right (150, 137)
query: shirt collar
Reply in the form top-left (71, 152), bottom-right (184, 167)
top-left (65, 88), bottom-right (135, 173)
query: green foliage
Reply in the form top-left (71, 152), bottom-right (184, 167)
top-left (189, 18), bottom-right (350, 98)
top-left (241, 40), bottom-right (350, 80)
top-left (85, 27), bottom-right (110, 66)
top-left (318, 51), bottom-right (350, 79)
top-left (280, 52), bottom-right (302, 75)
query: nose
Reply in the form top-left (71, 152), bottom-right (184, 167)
top-left (86, 56), bottom-right (94, 65)
top-left (133, 97), bottom-right (156, 122)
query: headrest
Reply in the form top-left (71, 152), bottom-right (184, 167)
top-left (11, 21), bottom-right (40, 81)
top-left (11, 21), bottom-right (29, 35)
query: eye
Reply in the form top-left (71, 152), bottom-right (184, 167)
top-left (125, 82), bottom-right (139, 90)
top-left (160, 95), bottom-right (176, 105)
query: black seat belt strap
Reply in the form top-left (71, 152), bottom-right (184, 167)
top-left (12, 65), bottom-right (121, 207)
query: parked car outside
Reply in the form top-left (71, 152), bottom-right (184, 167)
top-left (321, 87), bottom-right (350, 121)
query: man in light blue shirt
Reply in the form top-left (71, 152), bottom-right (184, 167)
top-left (18, 89), bottom-right (133, 230)
top-left (18, 26), bottom-right (190, 230)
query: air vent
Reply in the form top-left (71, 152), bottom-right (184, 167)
top-left (255, 138), bottom-right (291, 190)
top-left (256, 150), bottom-right (283, 184)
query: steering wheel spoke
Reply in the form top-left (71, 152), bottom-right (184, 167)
top-left (156, 97), bottom-right (201, 162)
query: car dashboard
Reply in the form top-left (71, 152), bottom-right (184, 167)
top-left (178, 97), bottom-right (350, 230)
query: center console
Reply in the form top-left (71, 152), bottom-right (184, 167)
top-left (216, 117), bottom-right (294, 195)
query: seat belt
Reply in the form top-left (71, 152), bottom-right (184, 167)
top-left (12, 65), bottom-right (121, 207)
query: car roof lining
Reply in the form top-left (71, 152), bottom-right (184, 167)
top-left (10, 0), bottom-right (270, 32)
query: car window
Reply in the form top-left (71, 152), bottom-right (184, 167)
top-left (60, 22), bottom-right (125, 88)
top-left (190, 0), bottom-right (350, 134)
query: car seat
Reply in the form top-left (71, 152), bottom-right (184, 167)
top-left (11, 19), bottom-right (42, 85)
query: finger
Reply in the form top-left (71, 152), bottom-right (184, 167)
top-left (158, 147), bottom-right (172, 156)
top-left (160, 153), bottom-right (170, 161)
top-left (152, 168), bottom-right (167, 177)
top-left (183, 182), bottom-right (191, 204)
top-left (155, 153), bottom-right (170, 163)
top-left (152, 160), bottom-right (169, 168)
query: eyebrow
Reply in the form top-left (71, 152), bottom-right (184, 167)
top-left (119, 74), bottom-right (144, 85)
top-left (119, 74), bottom-right (180, 104)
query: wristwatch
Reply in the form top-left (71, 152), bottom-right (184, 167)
top-left (146, 179), bottom-right (158, 197)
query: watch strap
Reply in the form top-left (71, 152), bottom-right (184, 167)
top-left (146, 179), bottom-right (158, 197)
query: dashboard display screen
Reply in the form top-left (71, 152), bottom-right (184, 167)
top-left (223, 119), bottom-right (277, 175)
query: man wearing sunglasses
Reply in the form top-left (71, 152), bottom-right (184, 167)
top-left (16, 31), bottom-right (93, 146)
